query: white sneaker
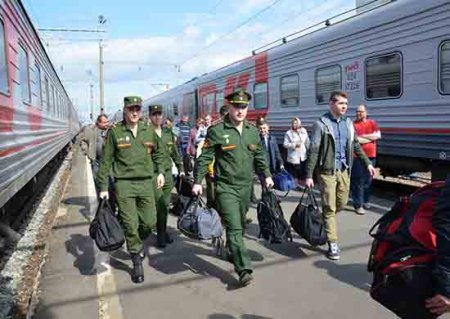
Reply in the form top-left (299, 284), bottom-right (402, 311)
top-left (327, 242), bottom-right (340, 260)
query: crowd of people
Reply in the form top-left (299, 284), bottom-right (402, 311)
top-left (79, 90), bottom-right (383, 278)
top-left (79, 88), bottom-right (450, 316)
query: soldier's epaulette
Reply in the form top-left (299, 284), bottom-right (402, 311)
top-left (210, 118), bottom-right (224, 126)
top-left (140, 119), bottom-right (150, 127)
top-left (110, 120), bottom-right (125, 129)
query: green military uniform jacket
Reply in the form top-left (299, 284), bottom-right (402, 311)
top-left (97, 120), bottom-right (164, 191)
top-left (151, 125), bottom-right (184, 174)
top-left (194, 116), bottom-right (271, 186)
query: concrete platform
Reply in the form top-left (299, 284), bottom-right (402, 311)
top-left (33, 148), bottom-right (447, 319)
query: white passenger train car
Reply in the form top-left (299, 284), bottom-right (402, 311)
top-left (144, 0), bottom-right (450, 179)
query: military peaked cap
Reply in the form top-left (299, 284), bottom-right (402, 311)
top-left (256, 117), bottom-right (267, 127)
top-left (225, 88), bottom-right (251, 105)
top-left (149, 104), bottom-right (163, 114)
top-left (123, 96), bottom-right (142, 108)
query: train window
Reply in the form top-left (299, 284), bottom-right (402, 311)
top-left (51, 85), bottom-right (56, 115)
top-left (365, 52), bottom-right (402, 99)
top-left (18, 44), bottom-right (31, 103)
top-left (33, 64), bottom-right (42, 109)
top-left (58, 94), bottom-right (62, 117)
top-left (57, 94), bottom-right (60, 117)
top-left (45, 77), bottom-right (50, 112)
top-left (280, 74), bottom-right (299, 107)
top-left (173, 103), bottom-right (178, 116)
top-left (254, 82), bottom-right (268, 109)
top-left (0, 20), bottom-right (8, 94)
top-left (316, 65), bottom-right (341, 104)
top-left (439, 41), bottom-right (450, 94)
top-left (215, 91), bottom-right (224, 109)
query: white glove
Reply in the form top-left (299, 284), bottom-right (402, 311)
top-left (99, 191), bottom-right (109, 200)
top-left (156, 173), bottom-right (165, 189)
top-left (265, 177), bottom-right (274, 189)
top-left (192, 184), bottom-right (203, 196)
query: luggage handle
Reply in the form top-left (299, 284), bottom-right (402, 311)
top-left (185, 196), bottom-right (207, 214)
top-left (95, 197), bottom-right (115, 219)
top-left (299, 187), bottom-right (319, 208)
top-left (262, 187), bottom-right (283, 204)
top-left (177, 175), bottom-right (192, 194)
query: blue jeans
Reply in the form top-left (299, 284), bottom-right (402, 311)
top-left (350, 157), bottom-right (375, 209)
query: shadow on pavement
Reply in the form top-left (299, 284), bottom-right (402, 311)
top-left (65, 234), bottom-right (97, 276)
top-left (313, 260), bottom-right (371, 292)
top-left (63, 196), bottom-right (93, 221)
top-left (208, 314), bottom-right (273, 319)
top-left (148, 229), bottom-right (238, 287)
top-left (33, 305), bottom-right (60, 319)
top-left (244, 222), bottom-right (309, 259)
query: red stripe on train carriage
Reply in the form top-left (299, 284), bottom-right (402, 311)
top-left (254, 52), bottom-right (268, 84)
top-left (380, 128), bottom-right (450, 134)
top-left (0, 131), bottom-right (66, 157)
top-left (268, 126), bottom-right (450, 134)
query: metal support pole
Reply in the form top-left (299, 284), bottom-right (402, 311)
top-left (90, 84), bottom-right (94, 121)
top-left (99, 39), bottom-right (105, 113)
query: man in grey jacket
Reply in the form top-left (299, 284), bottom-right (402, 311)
top-left (304, 91), bottom-right (376, 260)
top-left (80, 114), bottom-right (114, 209)
top-left (81, 114), bottom-right (109, 175)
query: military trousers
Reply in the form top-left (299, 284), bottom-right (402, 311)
top-left (205, 174), bottom-right (216, 209)
top-left (216, 182), bottom-right (252, 275)
top-left (115, 178), bottom-right (157, 254)
top-left (317, 169), bottom-right (350, 243)
top-left (154, 171), bottom-right (174, 234)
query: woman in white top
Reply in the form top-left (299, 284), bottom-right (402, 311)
top-left (283, 117), bottom-right (310, 181)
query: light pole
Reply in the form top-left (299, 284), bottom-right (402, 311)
top-left (98, 15), bottom-right (107, 114)
top-left (90, 84), bottom-right (94, 121)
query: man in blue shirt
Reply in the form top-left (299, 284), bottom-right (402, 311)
top-left (304, 91), bottom-right (376, 260)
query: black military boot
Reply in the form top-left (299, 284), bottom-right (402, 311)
top-left (239, 270), bottom-right (253, 287)
top-left (156, 232), bottom-right (166, 248)
top-left (165, 232), bottom-right (174, 244)
top-left (130, 251), bottom-right (145, 284)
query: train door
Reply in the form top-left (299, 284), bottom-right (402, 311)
top-left (182, 91), bottom-right (197, 125)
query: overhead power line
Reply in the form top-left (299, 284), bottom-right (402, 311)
top-left (38, 28), bottom-right (106, 33)
top-left (252, 0), bottom-right (388, 53)
top-left (178, 0), bottom-right (284, 67)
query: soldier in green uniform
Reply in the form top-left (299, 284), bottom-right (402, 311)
top-left (192, 89), bottom-right (274, 287)
top-left (148, 104), bottom-right (185, 248)
top-left (97, 96), bottom-right (165, 284)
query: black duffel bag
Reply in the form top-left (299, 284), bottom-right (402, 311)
top-left (89, 198), bottom-right (125, 251)
top-left (290, 188), bottom-right (327, 246)
top-left (175, 175), bottom-right (195, 197)
top-left (170, 194), bottom-right (191, 216)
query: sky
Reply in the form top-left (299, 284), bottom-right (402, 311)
top-left (22, 0), bottom-right (358, 121)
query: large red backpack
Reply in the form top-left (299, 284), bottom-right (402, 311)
top-left (368, 181), bottom-right (445, 319)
